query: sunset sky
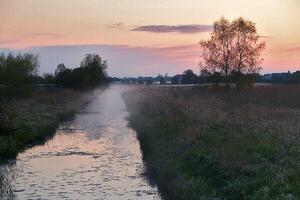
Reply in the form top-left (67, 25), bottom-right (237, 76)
top-left (0, 0), bottom-right (299, 76)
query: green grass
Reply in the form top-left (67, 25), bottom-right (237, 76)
top-left (0, 89), bottom-right (93, 163)
top-left (123, 85), bottom-right (300, 200)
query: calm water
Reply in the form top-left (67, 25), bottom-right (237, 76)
top-left (0, 85), bottom-right (161, 200)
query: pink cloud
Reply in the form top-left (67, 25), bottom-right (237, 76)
top-left (131, 25), bottom-right (213, 34)
top-left (154, 44), bottom-right (202, 65)
top-left (0, 33), bottom-right (63, 47)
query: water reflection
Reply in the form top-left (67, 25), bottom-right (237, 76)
top-left (0, 164), bottom-right (17, 200)
top-left (0, 85), bottom-right (161, 200)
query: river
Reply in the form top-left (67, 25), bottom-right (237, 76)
top-left (0, 85), bottom-right (161, 200)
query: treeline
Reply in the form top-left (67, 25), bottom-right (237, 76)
top-left (260, 71), bottom-right (300, 84)
top-left (116, 69), bottom-right (300, 87)
top-left (0, 53), bottom-right (108, 90)
top-left (115, 69), bottom-right (259, 87)
top-left (199, 70), bottom-right (259, 87)
top-left (0, 53), bottom-right (39, 87)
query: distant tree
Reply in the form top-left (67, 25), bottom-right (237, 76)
top-left (0, 53), bottom-right (39, 86)
top-left (80, 53), bottom-right (108, 86)
top-left (200, 17), bottom-right (266, 90)
top-left (182, 69), bottom-right (198, 84)
top-left (57, 69), bottom-right (75, 87)
top-left (231, 71), bottom-right (259, 88)
top-left (55, 54), bottom-right (108, 88)
top-left (43, 73), bottom-right (56, 84)
top-left (171, 75), bottom-right (182, 84)
top-left (210, 72), bottom-right (222, 86)
top-left (144, 77), bottom-right (154, 85)
top-left (156, 74), bottom-right (166, 84)
top-left (55, 63), bottom-right (66, 76)
top-left (137, 76), bottom-right (144, 84)
top-left (291, 71), bottom-right (300, 83)
top-left (0, 52), bottom-right (39, 134)
top-left (200, 68), bottom-right (210, 77)
top-left (199, 68), bottom-right (211, 83)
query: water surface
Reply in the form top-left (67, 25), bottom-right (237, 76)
top-left (0, 85), bottom-right (161, 200)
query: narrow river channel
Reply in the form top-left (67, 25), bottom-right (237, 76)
top-left (0, 85), bottom-right (161, 200)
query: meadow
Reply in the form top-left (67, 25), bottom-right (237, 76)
top-left (123, 85), bottom-right (300, 200)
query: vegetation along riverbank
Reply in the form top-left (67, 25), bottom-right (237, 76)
top-left (123, 85), bottom-right (300, 200)
top-left (0, 89), bottom-right (95, 162)
top-left (0, 53), bottom-right (108, 162)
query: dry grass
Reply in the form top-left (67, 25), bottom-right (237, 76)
top-left (0, 88), bottom-right (94, 161)
top-left (123, 85), bottom-right (300, 200)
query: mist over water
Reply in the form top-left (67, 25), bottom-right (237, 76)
top-left (0, 85), bottom-right (161, 200)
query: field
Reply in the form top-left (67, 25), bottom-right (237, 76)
top-left (0, 88), bottom-right (94, 162)
top-left (123, 85), bottom-right (300, 200)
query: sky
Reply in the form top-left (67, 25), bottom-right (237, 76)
top-left (0, 0), bottom-right (299, 77)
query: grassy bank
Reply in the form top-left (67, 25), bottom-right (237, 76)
top-left (123, 85), bottom-right (300, 200)
top-left (0, 88), bottom-right (94, 162)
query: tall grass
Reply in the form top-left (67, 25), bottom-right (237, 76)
top-left (123, 85), bottom-right (300, 200)
top-left (0, 89), bottom-right (94, 162)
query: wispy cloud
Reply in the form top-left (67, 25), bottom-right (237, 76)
top-left (283, 44), bottom-right (300, 52)
top-left (131, 24), bottom-right (213, 34)
top-left (259, 35), bottom-right (272, 39)
top-left (29, 33), bottom-right (63, 38)
top-left (0, 33), bottom-right (63, 46)
top-left (0, 38), bottom-right (22, 45)
top-left (155, 44), bottom-right (202, 64)
top-left (107, 22), bottom-right (124, 28)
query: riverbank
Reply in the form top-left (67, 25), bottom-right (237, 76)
top-left (123, 85), bottom-right (300, 200)
top-left (0, 88), bottom-right (95, 163)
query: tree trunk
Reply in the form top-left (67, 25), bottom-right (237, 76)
top-left (225, 68), bottom-right (230, 91)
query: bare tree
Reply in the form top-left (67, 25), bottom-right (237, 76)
top-left (232, 17), bottom-right (266, 74)
top-left (200, 17), bottom-right (266, 90)
top-left (200, 17), bottom-right (235, 89)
